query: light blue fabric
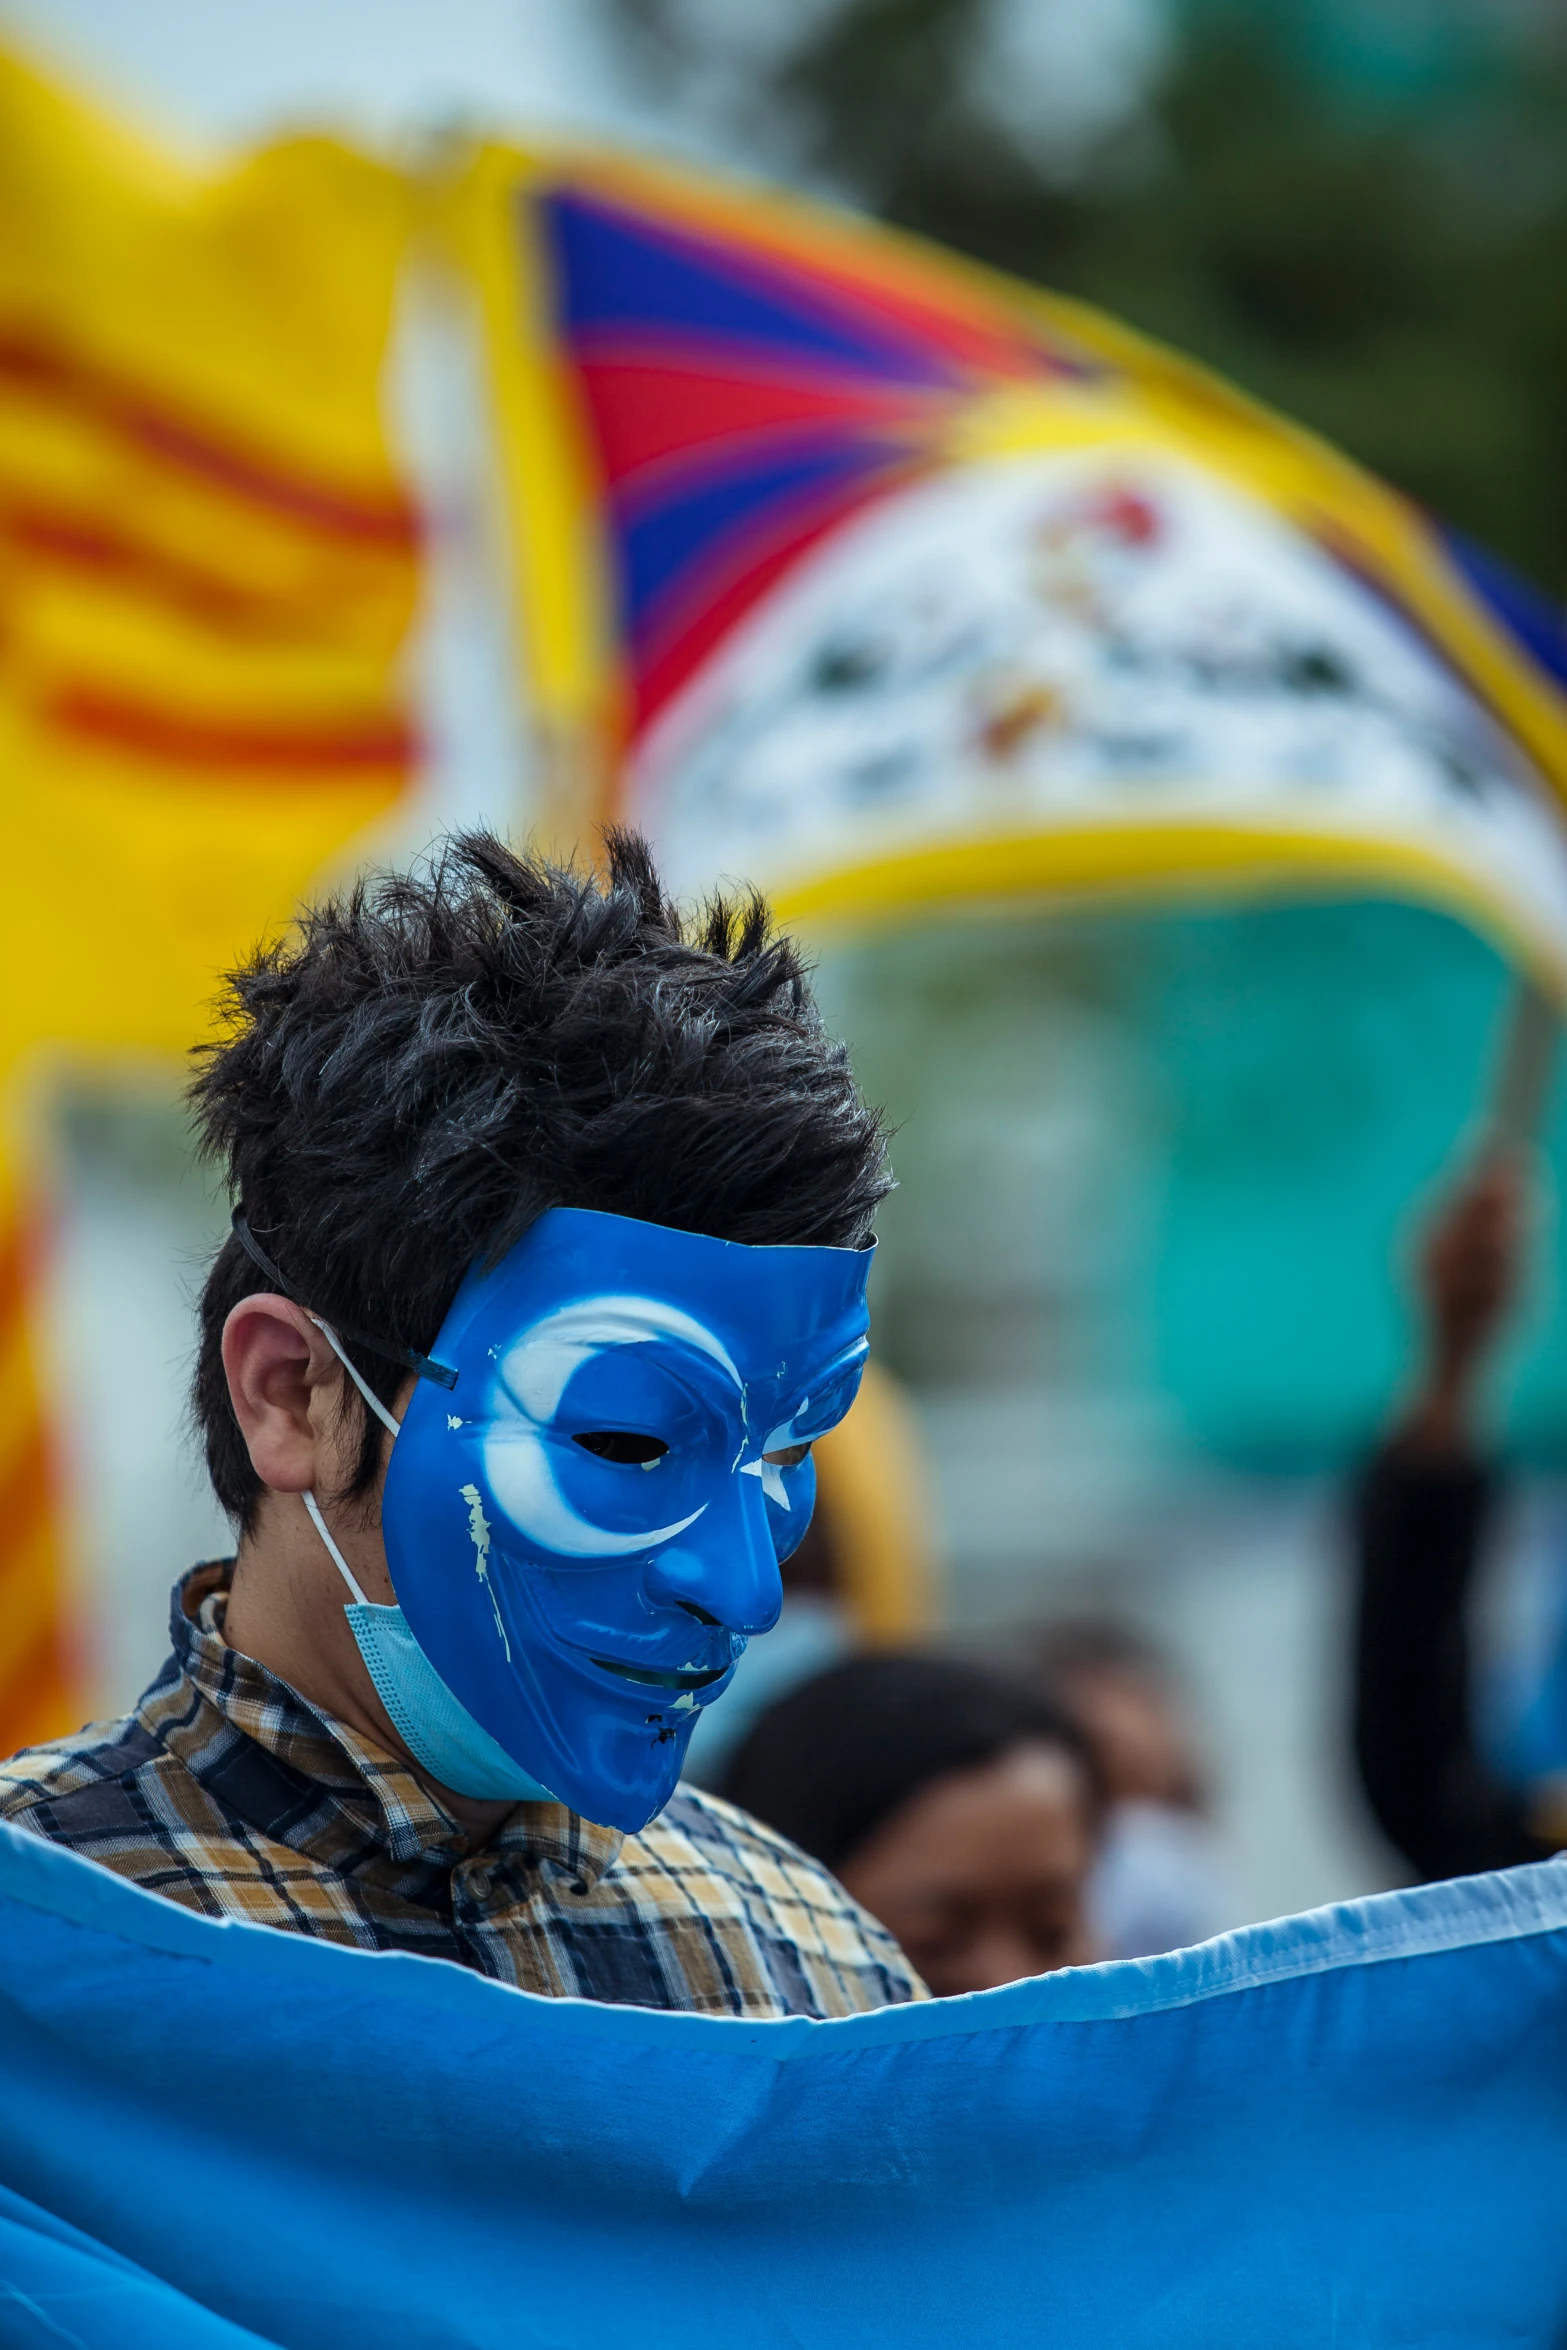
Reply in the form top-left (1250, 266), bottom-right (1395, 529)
top-left (342, 1602), bottom-right (556, 1804)
top-left (1, 1819), bottom-right (1566, 2349)
top-left (0, 2184), bottom-right (274, 2348)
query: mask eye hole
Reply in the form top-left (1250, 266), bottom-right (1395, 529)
top-left (572, 1430), bottom-right (670, 1467)
top-left (762, 1442), bottom-right (812, 1469)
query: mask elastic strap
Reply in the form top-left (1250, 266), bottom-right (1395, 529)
top-left (302, 1488), bottom-right (371, 1609)
top-left (310, 1316), bottom-right (403, 1441)
top-left (301, 1319), bottom-right (396, 1614)
top-left (230, 1211), bottom-right (458, 1392)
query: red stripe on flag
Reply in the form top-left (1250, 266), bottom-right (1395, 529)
top-left (0, 332), bottom-right (419, 551)
top-left (573, 347), bottom-right (953, 489)
top-left (46, 685), bottom-right (418, 776)
top-left (3, 504), bottom-right (340, 636)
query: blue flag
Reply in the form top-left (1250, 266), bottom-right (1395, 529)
top-left (1, 1817), bottom-right (1565, 2348)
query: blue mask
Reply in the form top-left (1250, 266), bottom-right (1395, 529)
top-left (312, 1209), bottom-right (871, 1833)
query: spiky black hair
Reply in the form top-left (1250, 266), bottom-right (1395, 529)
top-left (190, 829), bottom-right (890, 1526)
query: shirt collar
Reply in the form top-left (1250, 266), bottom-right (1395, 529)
top-left (163, 1564), bottom-right (624, 1884)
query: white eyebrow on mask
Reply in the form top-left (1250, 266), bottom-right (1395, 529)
top-left (757, 1338), bottom-right (870, 1455)
top-left (495, 1297), bottom-right (744, 1426)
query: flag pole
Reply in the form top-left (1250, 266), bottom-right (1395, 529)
top-left (1481, 977), bottom-right (1560, 1159)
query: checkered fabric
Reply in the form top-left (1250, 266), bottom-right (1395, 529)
top-left (0, 1565), bottom-right (926, 2019)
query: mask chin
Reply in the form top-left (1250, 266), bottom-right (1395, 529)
top-left (483, 1577), bottom-right (723, 1831)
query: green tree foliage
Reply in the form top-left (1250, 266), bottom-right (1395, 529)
top-left (614, 0), bottom-right (1567, 595)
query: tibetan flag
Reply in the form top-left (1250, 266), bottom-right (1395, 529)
top-left (453, 142), bottom-right (1567, 1468)
top-left (1, 1820), bottom-right (1566, 2345)
top-left (461, 145), bottom-right (1567, 993)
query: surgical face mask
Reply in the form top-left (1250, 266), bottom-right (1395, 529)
top-left (297, 1207), bottom-right (872, 1833)
top-left (1088, 1800), bottom-right (1233, 1962)
top-left (302, 1494), bottom-right (553, 1804)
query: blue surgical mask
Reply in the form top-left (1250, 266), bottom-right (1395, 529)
top-left (302, 1494), bottom-right (553, 1803)
top-left (301, 1208), bottom-right (872, 1832)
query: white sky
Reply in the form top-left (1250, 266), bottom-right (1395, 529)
top-left (0, 0), bottom-right (678, 157)
top-left (0, 0), bottom-right (1165, 175)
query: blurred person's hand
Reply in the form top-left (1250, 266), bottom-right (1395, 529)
top-left (1398, 1158), bottom-right (1525, 1459)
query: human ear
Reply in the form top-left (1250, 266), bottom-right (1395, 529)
top-left (221, 1295), bottom-right (346, 1496)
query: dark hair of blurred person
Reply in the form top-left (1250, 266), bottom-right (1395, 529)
top-left (720, 1654), bottom-right (1101, 1997)
top-left (1353, 1156), bottom-right (1567, 1879)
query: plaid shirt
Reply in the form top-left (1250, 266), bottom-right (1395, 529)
top-left (0, 1565), bottom-right (925, 2019)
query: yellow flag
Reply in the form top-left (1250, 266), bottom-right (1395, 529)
top-left (0, 47), bottom-right (423, 1745)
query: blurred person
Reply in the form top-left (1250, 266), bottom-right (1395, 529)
top-left (722, 1654), bottom-right (1100, 1996)
top-left (1031, 1620), bottom-right (1234, 1959)
top-left (1353, 1157), bottom-right (1567, 1878)
top-left (0, 832), bottom-right (929, 2019)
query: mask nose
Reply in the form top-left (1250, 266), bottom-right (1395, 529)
top-left (643, 1468), bottom-right (782, 1638)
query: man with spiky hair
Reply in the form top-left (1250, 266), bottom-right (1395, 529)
top-left (0, 834), bottom-right (925, 2018)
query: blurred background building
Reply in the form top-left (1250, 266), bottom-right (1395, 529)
top-left (9, 0), bottom-right (1567, 1933)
